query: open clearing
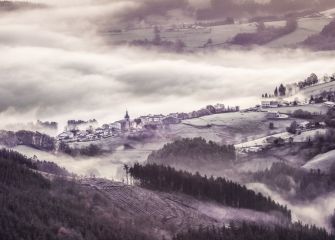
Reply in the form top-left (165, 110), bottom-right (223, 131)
top-left (180, 111), bottom-right (302, 144)
top-left (81, 178), bottom-right (282, 239)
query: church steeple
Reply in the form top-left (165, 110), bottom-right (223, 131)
top-left (124, 110), bottom-right (130, 120)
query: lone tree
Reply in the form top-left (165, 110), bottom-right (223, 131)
top-left (274, 87), bottom-right (278, 97)
top-left (310, 95), bottom-right (314, 103)
top-left (123, 164), bottom-right (130, 185)
top-left (287, 121), bottom-right (298, 134)
top-left (269, 122), bottom-right (275, 129)
top-left (308, 73), bottom-right (319, 85)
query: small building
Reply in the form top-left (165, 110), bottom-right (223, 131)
top-left (261, 100), bottom-right (279, 108)
top-left (266, 111), bottom-right (289, 120)
top-left (324, 101), bottom-right (335, 108)
top-left (266, 111), bottom-right (280, 119)
top-left (57, 131), bottom-right (74, 140)
top-left (299, 121), bottom-right (310, 130)
top-left (140, 114), bottom-right (165, 125)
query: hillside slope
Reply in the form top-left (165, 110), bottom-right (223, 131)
top-left (303, 149), bottom-right (335, 172)
top-left (81, 178), bottom-right (283, 238)
top-left (0, 150), bottom-right (152, 240)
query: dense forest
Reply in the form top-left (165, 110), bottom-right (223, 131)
top-left (129, 163), bottom-right (291, 220)
top-left (147, 137), bottom-right (236, 166)
top-left (173, 222), bottom-right (334, 240)
top-left (0, 149), bottom-right (152, 240)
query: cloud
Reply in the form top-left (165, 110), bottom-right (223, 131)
top-left (1, 1), bottom-right (335, 128)
top-left (247, 182), bottom-right (335, 231)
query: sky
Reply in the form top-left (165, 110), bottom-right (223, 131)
top-left (1, 1), bottom-right (335, 129)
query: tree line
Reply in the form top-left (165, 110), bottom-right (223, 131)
top-left (59, 142), bottom-right (103, 157)
top-left (129, 163), bottom-right (291, 220)
top-left (173, 222), bottom-right (334, 240)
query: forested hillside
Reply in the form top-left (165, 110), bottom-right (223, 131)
top-left (147, 137), bottom-right (235, 166)
top-left (129, 163), bottom-right (291, 220)
top-left (0, 149), bottom-right (152, 240)
top-left (0, 148), bottom-right (68, 175)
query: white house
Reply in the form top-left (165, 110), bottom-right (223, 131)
top-left (261, 100), bottom-right (279, 108)
top-left (57, 131), bottom-right (74, 140)
top-left (324, 101), bottom-right (335, 108)
top-left (109, 122), bottom-right (122, 131)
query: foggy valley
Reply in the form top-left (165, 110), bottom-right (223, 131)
top-left (1, 0), bottom-right (335, 240)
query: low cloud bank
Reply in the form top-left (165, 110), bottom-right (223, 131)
top-left (247, 182), bottom-right (335, 231)
top-left (1, 2), bottom-right (335, 128)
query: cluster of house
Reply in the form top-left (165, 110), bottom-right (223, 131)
top-left (57, 111), bottom-right (184, 142)
top-left (165, 23), bottom-right (212, 33)
top-left (260, 99), bottom-right (307, 109)
top-left (57, 103), bottom-right (239, 143)
top-left (260, 78), bottom-right (335, 109)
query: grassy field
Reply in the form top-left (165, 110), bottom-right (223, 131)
top-left (266, 17), bottom-right (332, 47)
top-left (105, 13), bottom-right (333, 49)
top-left (275, 104), bottom-right (329, 115)
top-left (105, 22), bottom-right (256, 48)
top-left (302, 149), bottom-right (335, 173)
top-left (180, 111), bottom-right (301, 144)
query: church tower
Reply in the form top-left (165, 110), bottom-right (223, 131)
top-left (124, 110), bottom-right (130, 121)
top-left (124, 110), bottom-right (130, 131)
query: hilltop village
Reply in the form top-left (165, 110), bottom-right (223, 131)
top-left (54, 72), bottom-right (335, 155)
top-left (57, 104), bottom-right (240, 143)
